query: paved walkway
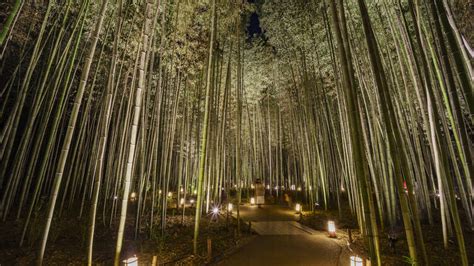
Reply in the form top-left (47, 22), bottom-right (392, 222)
top-left (216, 204), bottom-right (350, 266)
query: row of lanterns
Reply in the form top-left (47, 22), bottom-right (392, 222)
top-left (123, 254), bottom-right (364, 266)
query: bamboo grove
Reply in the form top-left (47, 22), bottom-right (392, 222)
top-left (0, 0), bottom-right (472, 265)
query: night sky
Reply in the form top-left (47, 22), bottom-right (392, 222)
top-left (247, 0), bottom-right (263, 39)
top-left (247, 12), bottom-right (262, 37)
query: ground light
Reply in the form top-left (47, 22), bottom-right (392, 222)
top-left (250, 197), bottom-right (255, 205)
top-left (123, 255), bottom-right (138, 266)
top-left (328, 221), bottom-right (336, 237)
top-left (349, 255), bottom-right (363, 266)
top-left (295, 203), bottom-right (302, 213)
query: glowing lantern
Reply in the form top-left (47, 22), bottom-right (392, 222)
top-left (250, 197), bottom-right (255, 205)
top-left (167, 192), bottom-right (172, 197)
top-left (180, 188), bottom-right (184, 193)
top-left (180, 198), bottom-right (185, 205)
top-left (123, 256), bottom-right (138, 266)
top-left (251, 184), bottom-right (255, 189)
top-left (266, 185), bottom-right (270, 189)
top-left (159, 190), bottom-right (162, 194)
top-left (309, 186), bottom-right (312, 191)
top-left (190, 199), bottom-right (195, 204)
top-left (228, 203), bottom-right (233, 212)
top-left (130, 192), bottom-right (136, 201)
top-left (274, 186), bottom-right (278, 190)
top-left (328, 221), bottom-right (336, 237)
top-left (114, 196), bottom-right (118, 200)
top-left (212, 207), bottom-right (219, 215)
top-left (295, 203), bottom-right (302, 213)
top-left (350, 256), bottom-right (363, 266)
top-left (193, 189), bottom-right (197, 195)
top-left (297, 187), bottom-right (302, 191)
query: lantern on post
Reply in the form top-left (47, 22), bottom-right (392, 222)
top-left (123, 255), bottom-right (138, 266)
top-left (250, 197), bottom-right (255, 205)
top-left (295, 203), bottom-right (302, 213)
top-left (227, 203), bottom-right (233, 213)
top-left (328, 220), bottom-right (336, 238)
top-left (350, 256), bottom-right (363, 266)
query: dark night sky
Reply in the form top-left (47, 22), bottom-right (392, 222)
top-left (247, 12), bottom-right (262, 37)
top-left (247, 0), bottom-right (263, 38)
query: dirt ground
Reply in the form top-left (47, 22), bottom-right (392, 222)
top-left (0, 207), bottom-right (253, 265)
top-left (299, 203), bottom-right (474, 265)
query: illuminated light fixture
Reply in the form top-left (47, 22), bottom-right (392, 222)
top-left (114, 196), bottom-right (118, 200)
top-left (297, 187), bottom-right (302, 191)
top-left (180, 198), bottom-right (185, 205)
top-left (130, 192), bottom-right (137, 201)
top-left (295, 203), bottom-right (302, 213)
top-left (350, 256), bottom-right (363, 266)
top-left (190, 199), bottom-right (195, 204)
top-left (234, 184), bottom-right (237, 188)
top-left (159, 190), bottom-right (162, 194)
top-left (309, 186), bottom-right (312, 191)
top-left (212, 207), bottom-right (219, 215)
top-left (250, 197), bottom-right (255, 205)
top-left (251, 184), bottom-right (255, 189)
top-left (266, 185), bottom-right (270, 189)
top-left (328, 221), bottom-right (336, 237)
top-left (274, 186), bottom-right (278, 190)
top-left (341, 186), bottom-right (345, 192)
top-left (167, 192), bottom-right (172, 197)
top-left (228, 203), bottom-right (233, 212)
top-left (193, 189), bottom-right (197, 195)
top-left (123, 255), bottom-right (138, 266)
top-left (180, 188), bottom-right (184, 193)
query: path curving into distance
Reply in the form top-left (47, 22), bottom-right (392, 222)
top-left (215, 204), bottom-right (350, 266)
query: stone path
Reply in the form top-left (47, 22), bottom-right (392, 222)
top-left (215, 204), bottom-right (350, 266)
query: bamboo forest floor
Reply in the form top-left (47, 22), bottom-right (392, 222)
top-left (0, 205), bottom-right (254, 265)
top-left (299, 201), bottom-right (474, 265)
